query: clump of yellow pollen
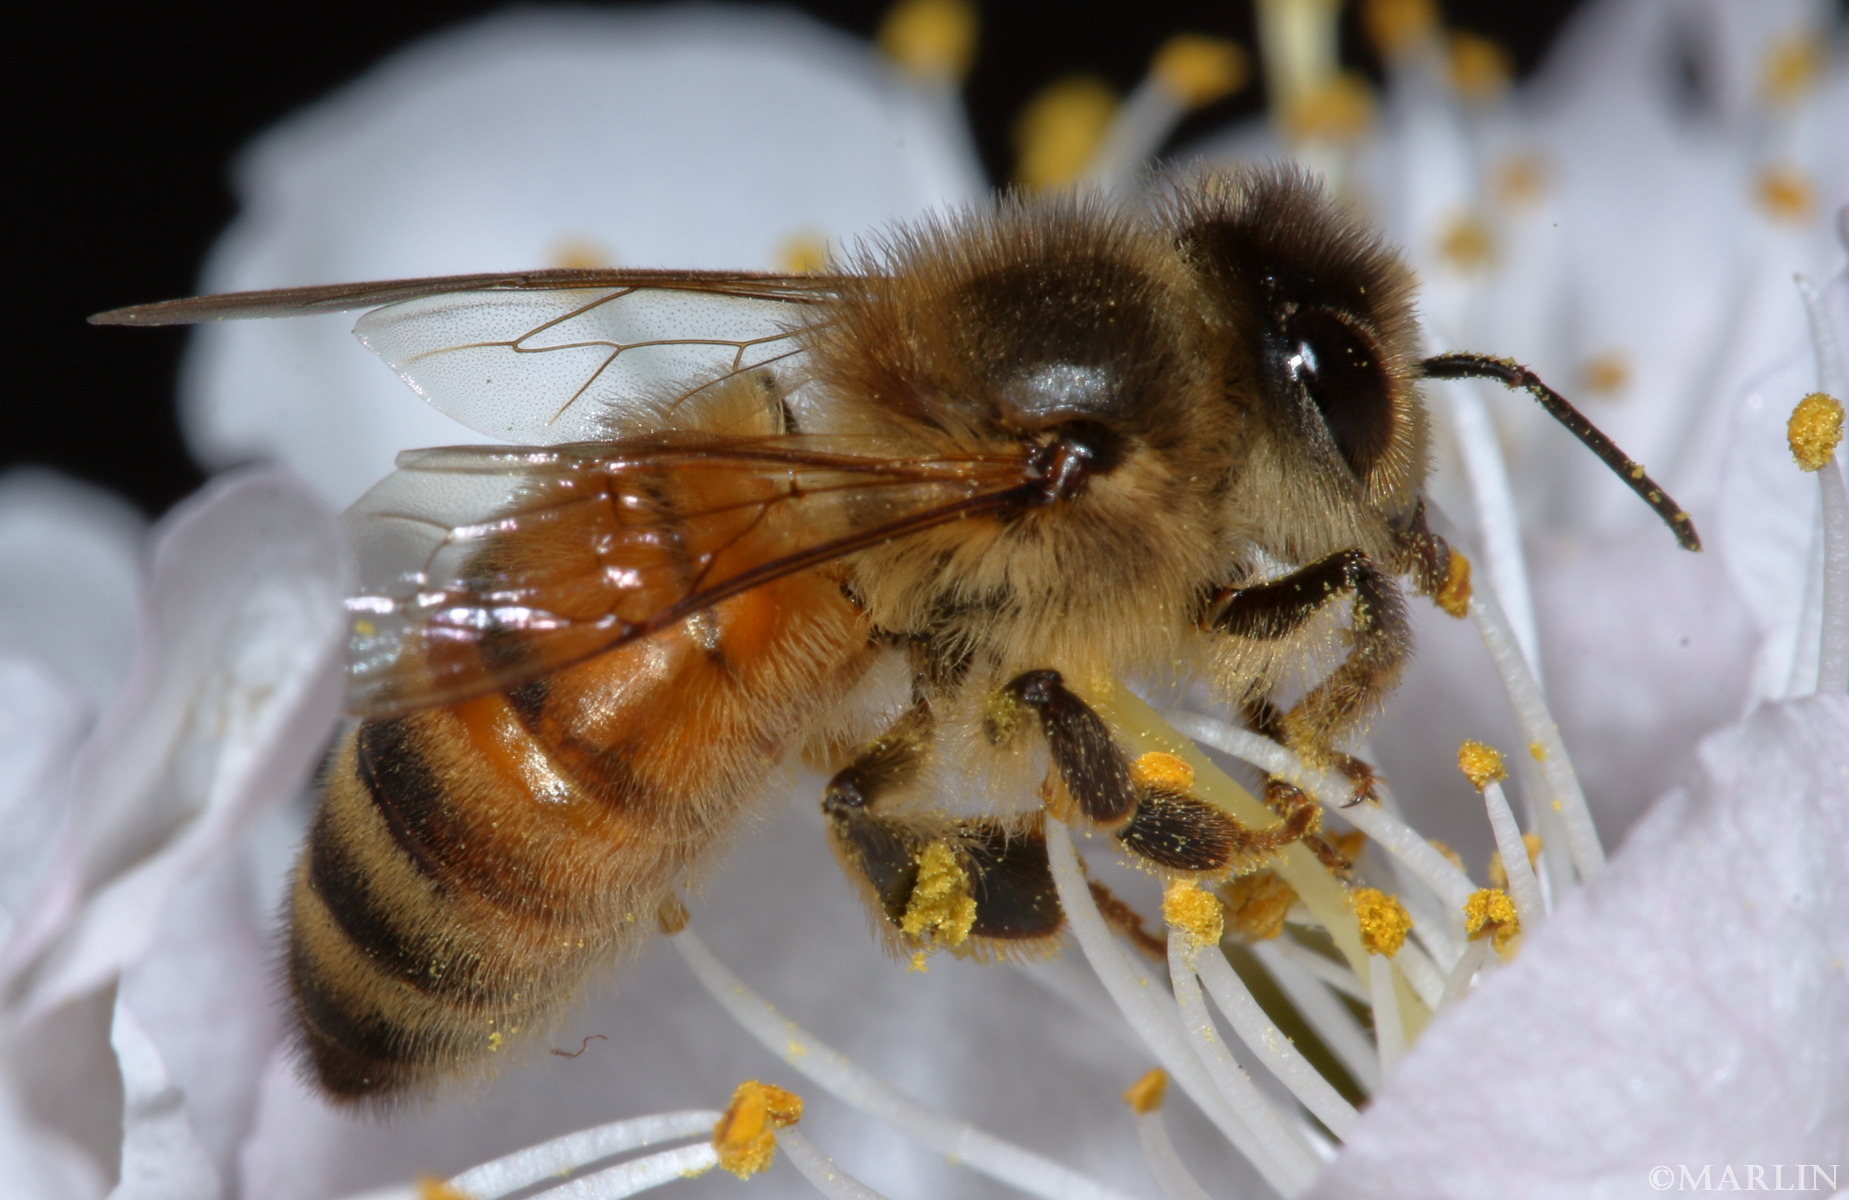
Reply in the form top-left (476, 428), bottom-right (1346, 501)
top-left (1163, 879), bottom-right (1226, 948)
top-left (1362, 0), bottom-right (1438, 59)
top-left (1132, 751), bottom-right (1195, 793)
top-left (1151, 35), bottom-right (1249, 108)
top-left (876, 0), bottom-right (977, 82)
top-left (1788, 392), bottom-right (1844, 473)
top-left (1350, 887), bottom-right (1412, 956)
top-left (1464, 888), bottom-right (1521, 953)
top-left (901, 841), bottom-right (977, 948)
top-left (416, 1178), bottom-right (472, 1200)
top-left (713, 1080), bottom-right (804, 1179)
top-left (1221, 870), bottom-right (1297, 941)
top-left (1457, 739), bottom-right (1508, 790)
top-left (1013, 76), bottom-right (1116, 188)
top-left (1122, 1068), bottom-right (1169, 1115)
top-left (1435, 549), bottom-right (1473, 618)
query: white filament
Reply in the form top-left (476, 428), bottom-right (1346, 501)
top-left (1085, 80), bottom-right (1182, 189)
top-left (1250, 942), bottom-right (1383, 1094)
top-left (448, 1110), bottom-right (719, 1200)
top-left (1445, 380), bottom-right (1544, 682)
top-left (1189, 947), bottom-right (1359, 1138)
top-left (669, 929), bottom-right (1135, 1200)
top-left (1165, 938), bottom-right (1328, 1174)
top-left (776, 1127), bottom-right (892, 1200)
top-left (1044, 822), bottom-right (1317, 1195)
top-left (530, 1143), bottom-right (718, 1200)
top-left (1368, 955), bottom-right (1407, 1074)
top-left (1468, 589), bottom-right (1605, 878)
top-left (1482, 779), bottom-right (1546, 933)
top-left (1816, 457), bottom-right (1849, 693)
top-left (1131, 1105), bottom-right (1218, 1200)
top-left (1438, 939), bottom-right (1492, 1012)
top-left (1166, 712), bottom-right (1478, 913)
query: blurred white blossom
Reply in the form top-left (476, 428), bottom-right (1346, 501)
top-left (5, 2), bottom-right (1848, 1199)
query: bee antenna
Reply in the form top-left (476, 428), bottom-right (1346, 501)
top-left (1420, 352), bottom-right (1701, 552)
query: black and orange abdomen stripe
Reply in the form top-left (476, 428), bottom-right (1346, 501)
top-left (289, 568), bottom-right (870, 1102)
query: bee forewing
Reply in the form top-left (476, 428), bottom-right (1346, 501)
top-left (354, 286), bottom-right (819, 444)
top-left (341, 438), bottom-right (1035, 719)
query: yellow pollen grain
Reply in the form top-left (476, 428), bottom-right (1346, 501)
top-left (547, 235), bottom-right (614, 270)
top-left (1220, 870), bottom-right (1297, 941)
top-left (1132, 750), bottom-right (1195, 793)
top-left (1491, 153), bottom-right (1549, 208)
top-left (1464, 887), bottom-right (1520, 952)
top-left (1013, 75), bottom-right (1117, 188)
top-left (775, 232), bottom-right (830, 275)
top-left (1280, 72), bottom-right (1374, 144)
top-left (908, 950), bottom-right (929, 973)
top-left (1529, 741), bottom-right (1547, 762)
top-left (1122, 1068), bottom-right (1168, 1115)
top-left (1436, 212), bottom-right (1497, 272)
top-left (486, 1031), bottom-right (504, 1053)
top-left (1756, 165), bottom-right (1815, 223)
top-left (901, 841), bottom-right (977, 946)
top-left (1448, 31), bottom-right (1512, 102)
top-left (1788, 392), bottom-right (1845, 472)
top-left (1580, 350), bottom-right (1631, 397)
top-left (417, 1178), bottom-right (472, 1200)
top-left (713, 1080), bottom-right (803, 1179)
top-left (1361, 0), bottom-right (1437, 59)
top-left (1457, 739), bottom-right (1508, 790)
top-left (1436, 549), bottom-right (1471, 618)
top-left (1163, 879), bottom-right (1226, 947)
top-left (1760, 35), bottom-right (1821, 107)
top-left (1151, 35), bottom-right (1250, 108)
top-left (876, 0), bottom-right (977, 83)
top-left (1427, 839), bottom-right (1465, 872)
top-left (1350, 887), bottom-right (1412, 956)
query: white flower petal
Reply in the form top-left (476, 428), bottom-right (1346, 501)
top-left (0, 654), bottom-right (88, 940)
top-left (2, 467), bottom-right (344, 1020)
top-left (182, 6), bottom-right (982, 507)
top-left (1309, 693), bottom-right (1849, 1199)
top-left (0, 469), bottom-right (145, 711)
top-left (108, 997), bottom-right (221, 1200)
top-left (0, 1063), bottom-right (105, 1200)
top-left (118, 844), bottom-right (285, 1189)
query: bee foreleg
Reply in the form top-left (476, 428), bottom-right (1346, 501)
top-left (1388, 498), bottom-right (1470, 617)
top-left (1209, 550), bottom-right (1408, 801)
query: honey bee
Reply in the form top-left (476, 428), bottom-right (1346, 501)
top-left (95, 166), bottom-right (1697, 1105)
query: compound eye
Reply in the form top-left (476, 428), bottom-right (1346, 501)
top-left (1281, 308), bottom-right (1393, 476)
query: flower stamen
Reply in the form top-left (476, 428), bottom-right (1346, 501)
top-left (1121, 1070), bottom-right (1217, 1200)
top-left (670, 927), bottom-right (1134, 1200)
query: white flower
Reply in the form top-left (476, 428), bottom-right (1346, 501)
top-left (8, 2), bottom-right (1848, 1198)
top-left (0, 467), bottom-right (345, 1198)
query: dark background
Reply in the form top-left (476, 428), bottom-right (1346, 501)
top-left (15, 0), bottom-right (1591, 517)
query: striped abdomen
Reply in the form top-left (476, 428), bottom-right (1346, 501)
top-left (289, 569), bottom-right (868, 1102)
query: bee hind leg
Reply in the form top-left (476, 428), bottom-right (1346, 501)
top-left (822, 703), bottom-right (1064, 957)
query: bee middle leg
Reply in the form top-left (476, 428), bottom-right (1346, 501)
top-left (1204, 549), bottom-right (1410, 802)
top-left (992, 669), bottom-right (1314, 877)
